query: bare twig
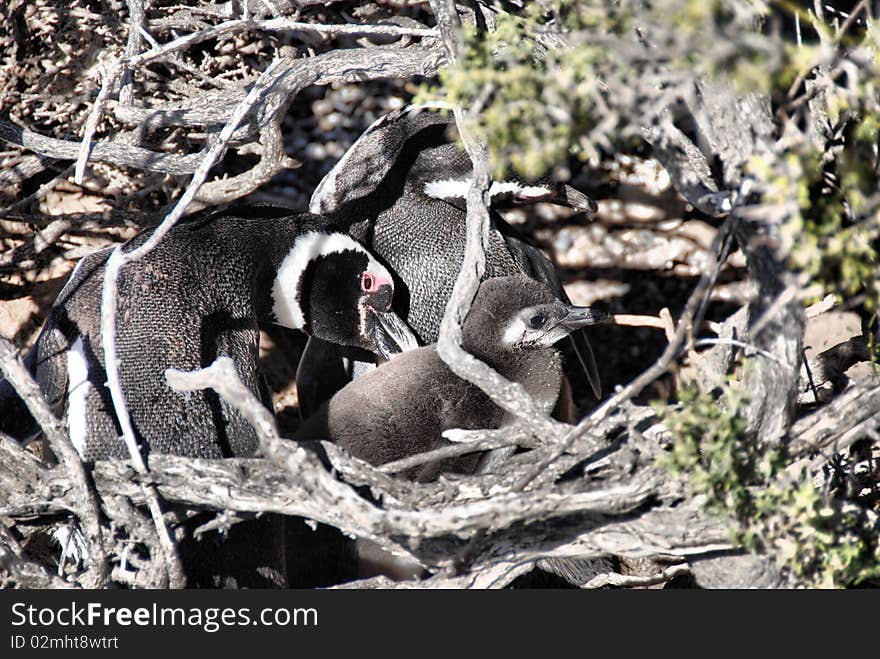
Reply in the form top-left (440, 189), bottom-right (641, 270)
top-left (74, 61), bottom-right (123, 185)
top-left (746, 283), bottom-right (801, 338)
top-left (835, 0), bottom-right (868, 42)
top-left (0, 339), bottom-right (109, 588)
top-left (165, 358), bottom-right (281, 452)
top-left (120, 0), bottom-right (146, 106)
top-left (581, 563), bottom-right (690, 589)
top-left (591, 219), bottom-right (735, 422)
top-left (3, 41), bottom-right (446, 211)
top-left (514, 219), bottom-right (736, 492)
top-left (0, 218), bottom-right (72, 269)
top-left (0, 210), bottom-right (159, 230)
top-left (0, 121), bottom-right (203, 175)
top-left (693, 337), bottom-right (793, 367)
top-left (0, 164), bottom-right (75, 219)
top-left (610, 314), bottom-right (668, 329)
top-left (379, 427), bottom-right (537, 474)
top-left (805, 294), bottom-right (837, 318)
top-left (128, 17), bottom-right (437, 69)
top-left (0, 154), bottom-right (55, 193)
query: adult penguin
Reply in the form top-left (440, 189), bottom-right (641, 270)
top-left (0, 205), bottom-right (416, 460)
top-left (297, 103), bottom-right (602, 418)
top-left (0, 205), bottom-right (417, 588)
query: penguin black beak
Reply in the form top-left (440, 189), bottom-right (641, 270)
top-left (365, 282), bottom-right (394, 313)
top-left (365, 308), bottom-right (419, 359)
top-left (557, 305), bottom-right (610, 331)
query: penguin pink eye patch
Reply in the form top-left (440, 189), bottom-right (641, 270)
top-left (361, 272), bottom-right (392, 294)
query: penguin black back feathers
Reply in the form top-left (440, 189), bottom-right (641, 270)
top-left (294, 276), bottom-right (608, 481)
top-left (1, 209), bottom-right (416, 460)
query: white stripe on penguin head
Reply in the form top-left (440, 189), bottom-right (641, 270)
top-left (272, 232), bottom-right (393, 330)
top-left (424, 178), bottom-right (552, 202)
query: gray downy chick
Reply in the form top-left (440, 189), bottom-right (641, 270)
top-left (294, 275), bottom-right (608, 482)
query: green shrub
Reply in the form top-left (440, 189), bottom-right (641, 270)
top-left (661, 379), bottom-right (880, 587)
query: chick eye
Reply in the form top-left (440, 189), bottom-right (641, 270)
top-left (529, 314), bottom-right (546, 329)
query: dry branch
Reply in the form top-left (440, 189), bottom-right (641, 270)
top-left (0, 341), bottom-right (109, 587)
top-left (0, 218), bottom-right (72, 269)
top-left (514, 219), bottom-right (735, 494)
top-left (0, 121), bottom-right (203, 176)
top-left (790, 382), bottom-right (880, 462)
top-left (126, 16), bottom-right (437, 69)
top-left (0, 449), bottom-right (728, 568)
top-left (1, 36), bottom-right (445, 210)
top-left (581, 563), bottom-right (690, 589)
top-left (379, 427), bottom-right (539, 475)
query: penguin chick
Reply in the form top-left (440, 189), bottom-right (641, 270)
top-left (294, 276), bottom-right (608, 481)
top-left (0, 209), bottom-right (417, 460)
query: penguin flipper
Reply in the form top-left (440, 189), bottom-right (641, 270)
top-left (295, 337), bottom-right (352, 421)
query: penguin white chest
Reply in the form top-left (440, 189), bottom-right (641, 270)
top-left (65, 336), bottom-right (92, 459)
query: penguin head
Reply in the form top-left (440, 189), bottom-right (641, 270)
top-left (272, 232), bottom-right (418, 357)
top-left (309, 103), bottom-right (596, 216)
top-left (463, 276), bottom-right (609, 356)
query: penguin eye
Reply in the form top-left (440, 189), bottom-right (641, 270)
top-left (361, 272), bottom-right (375, 293)
top-left (529, 314), bottom-right (546, 329)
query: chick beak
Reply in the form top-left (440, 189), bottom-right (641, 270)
top-left (557, 305), bottom-right (611, 331)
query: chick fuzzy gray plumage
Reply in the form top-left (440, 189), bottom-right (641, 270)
top-left (0, 207), bottom-right (416, 460)
top-left (294, 276), bottom-right (609, 481)
top-left (298, 104), bottom-right (602, 415)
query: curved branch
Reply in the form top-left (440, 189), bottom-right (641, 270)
top-left (0, 340), bottom-right (109, 587)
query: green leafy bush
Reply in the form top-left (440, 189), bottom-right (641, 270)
top-left (661, 380), bottom-right (880, 588)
